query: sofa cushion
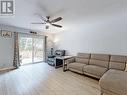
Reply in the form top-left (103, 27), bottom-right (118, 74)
top-left (109, 62), bottom-right (126, 71)
top-left (83, 65), bottom-right (108, 78)
top-left (89, 59), bottom-right (109, 68)
top-left (75, 58), bottom-right (89, 64)
top-left (77, 53), bottom-right (90, 59)
top-left (91, 54), bottom-right (110, 61)
top-left (68, 62), bottom-right (87, 73)
top-left (89, 54), bottom-right (110, 68)
top-left (110, 55), bottom-right (127, 62)
top-left (109, 55), bottom-right (127, 71)
top-left (99, 69), bottom-right (127, 95)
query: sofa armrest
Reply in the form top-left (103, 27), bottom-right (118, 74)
top-left (65, 57), bottom-right (75, 64)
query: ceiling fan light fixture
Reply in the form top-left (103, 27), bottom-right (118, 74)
top-left (46, 25), bottom-right (49, 29)
top-left (45, 23), bottom-right (50, 29)
top-left (46, 23), bottom-right (50, 26)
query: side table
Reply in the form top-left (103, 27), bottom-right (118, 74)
top-left (55, 56), bottom-right (73, 72)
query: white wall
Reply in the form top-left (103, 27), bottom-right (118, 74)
top-left (54, 12), bottom-right (127, 56)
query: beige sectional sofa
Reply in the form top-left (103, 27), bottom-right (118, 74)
top-left (66, 53), bottom-right (127, 95)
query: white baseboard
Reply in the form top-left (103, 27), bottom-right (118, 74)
top-left (0, 67), bottom-right (16, 71)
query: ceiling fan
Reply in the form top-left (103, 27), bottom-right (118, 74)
top-left (31, 14), bottom-right (63, 29)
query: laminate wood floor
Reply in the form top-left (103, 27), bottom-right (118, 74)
top-left (0, 63), bottom-right (101, 95)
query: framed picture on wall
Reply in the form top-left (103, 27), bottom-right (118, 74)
top-left (1, 30), bottom-right (12, 38)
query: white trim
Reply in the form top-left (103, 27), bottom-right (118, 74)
top-left (0, 66), bottom-right (16, 71)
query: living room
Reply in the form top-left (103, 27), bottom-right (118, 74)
top-left (0, 0), bottom-right (127, 95)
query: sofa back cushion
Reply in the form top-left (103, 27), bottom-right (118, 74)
top-left (109, 55), bottom-right (127, 71)
top-left (77, 53), bottom-right (90, 59)
top-left (75, 58), bottom-right (89, 64)
top-left (89, 54), bottom-right (110, 68)
top-left (75, 53), bottom-right (90, 64)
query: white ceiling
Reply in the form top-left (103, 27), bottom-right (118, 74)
top-left (0, 0), bottom-right (127, 33)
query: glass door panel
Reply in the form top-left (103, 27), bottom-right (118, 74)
top-left (19, 37), bottom-right (33, 65)
top-left (33, 37), bottom-right (44, 63)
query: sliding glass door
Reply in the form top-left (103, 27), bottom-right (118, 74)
top-left (19, 34), bottom-right (45, 65)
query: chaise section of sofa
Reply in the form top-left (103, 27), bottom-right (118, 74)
top-left (99, 69), bottom-right (127, 95)
top-left (99, 55), bottom-right (127, 95)
top-left (83, 54), bottom-right (110, 79)
top-left (66, 53), bottom-right (90, 74)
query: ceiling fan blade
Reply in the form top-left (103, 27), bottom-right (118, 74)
top-left (52, 24), bottom-right (62, 28)
top-left (31, 22), bottom-right (45, 24)
top-left (50, 17), bottom-right (62, 23)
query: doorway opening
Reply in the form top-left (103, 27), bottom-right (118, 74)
top-left (19, 34), bottom-right (45, 65)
